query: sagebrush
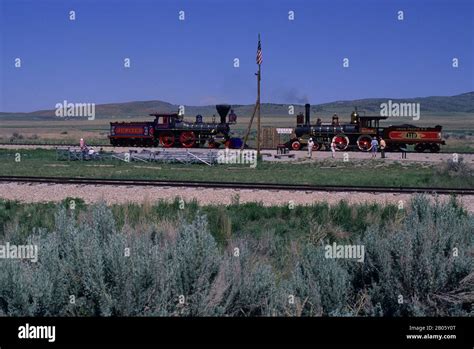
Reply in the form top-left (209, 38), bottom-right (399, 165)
top-left (0, 196), bottom-right (472, 316)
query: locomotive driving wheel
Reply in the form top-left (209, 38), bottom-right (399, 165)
top-left (179, 131), bottom-right (196, 148)
top-left (356, 135), bottom-right (373, 151)
top-left (291, 140), bottom-right (301, 150)
top-left (333, 134), bottom-right (349, 151)
top-left (159, 132), bottom-right (175, 148)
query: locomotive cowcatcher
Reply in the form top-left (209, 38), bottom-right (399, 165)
top-left (109, 104), bottom-right (237, 148)
top-left (286, 104), bottom-right (445, 153)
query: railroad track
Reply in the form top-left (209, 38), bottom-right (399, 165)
top-left (1, 142), bottom-right (473, 155)
top-left (0, 176), bottom-right (473, 195)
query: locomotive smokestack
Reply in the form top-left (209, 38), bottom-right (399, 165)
top-left (216, 104), bottom-right (231, 124)
top-left (305, 103), bottom-right (311, 125)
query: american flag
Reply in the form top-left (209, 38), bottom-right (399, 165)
top-left (256, 37), bottom-right (262, 65)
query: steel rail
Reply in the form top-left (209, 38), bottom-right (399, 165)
top-left (0, 175), bottom-right (473, 195)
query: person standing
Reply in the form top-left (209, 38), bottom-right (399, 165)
top-left (331, 138), bottom-right (336, 158)
top-left (371, 137), bottom-right (379, 158)
top-left (379, 137), bottom-right (386, 158)
top-left (80, 137), bottom-right (88, 157)
top-left (307, 138), bottom-right (314, 158)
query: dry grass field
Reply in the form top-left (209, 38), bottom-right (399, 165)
top-left (1, 114), bottom-right (473, 150)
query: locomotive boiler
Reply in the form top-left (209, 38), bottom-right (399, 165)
top-left (286, 104), bottom-right (445, 152)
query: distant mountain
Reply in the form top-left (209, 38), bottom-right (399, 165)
top-left (1, 92), bottom-right (472, 120)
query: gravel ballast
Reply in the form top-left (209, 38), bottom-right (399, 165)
top-left (1, 183), bottom-right (473, 212)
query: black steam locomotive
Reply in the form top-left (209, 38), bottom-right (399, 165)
top-left (109, 104), bottom-right (239, 148)
top-left (285, 104), bottom-right (445, 152)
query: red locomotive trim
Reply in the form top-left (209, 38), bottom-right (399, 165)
top-left (109, 135), bottom-right (153, 138)
top-left (114, 128), bottom-right (148, 135)
top-left (388, 131), bottom-right (440, 141)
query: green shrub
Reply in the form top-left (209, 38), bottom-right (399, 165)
top-left (0, 196), bottom-right (472, 317)
top-left (353, 195), bottom-right (473, 316)
top-left (286, 245), bottom-right (351, 316)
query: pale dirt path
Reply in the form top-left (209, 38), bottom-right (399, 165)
top-left (0, 183), bottom-right (473, 212)
top-left (1, 144), bottom-right (473, 164)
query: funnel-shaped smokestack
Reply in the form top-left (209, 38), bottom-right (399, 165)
top-left (216, 104), bottom-right (231, 124)
top-left (305, 103), bottom-right (311, 125)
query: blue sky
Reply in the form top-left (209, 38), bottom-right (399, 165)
top-left (1, 0), bottom-right (473, 112)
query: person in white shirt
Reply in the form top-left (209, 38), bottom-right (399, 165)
top-left (307, 138), bottom-right (314, 158)
top-left (331, 139), bottom-right (336, 158)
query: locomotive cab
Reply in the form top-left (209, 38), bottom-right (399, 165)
top-left (356, 116), bottom-right (387, 134)
top-left (151, 113), bottom-right (179, 129)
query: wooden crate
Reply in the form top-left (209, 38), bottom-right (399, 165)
top-left (262, 127), bottom-right (294, 148)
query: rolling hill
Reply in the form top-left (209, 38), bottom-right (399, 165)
top-left (0, 92), bottom-right (472, 120)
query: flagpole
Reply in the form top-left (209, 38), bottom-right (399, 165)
top-left (257, 34), bottom-right (261, 157)
top-left (241, 34), bottom-right (262, 153)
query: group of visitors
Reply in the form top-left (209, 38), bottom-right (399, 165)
top-left (369, 137), bottom-right (386, 158)
top-left (306, 137), bottom-right (338, 159)
top-left (306, 136), bottom-right (386, 159)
